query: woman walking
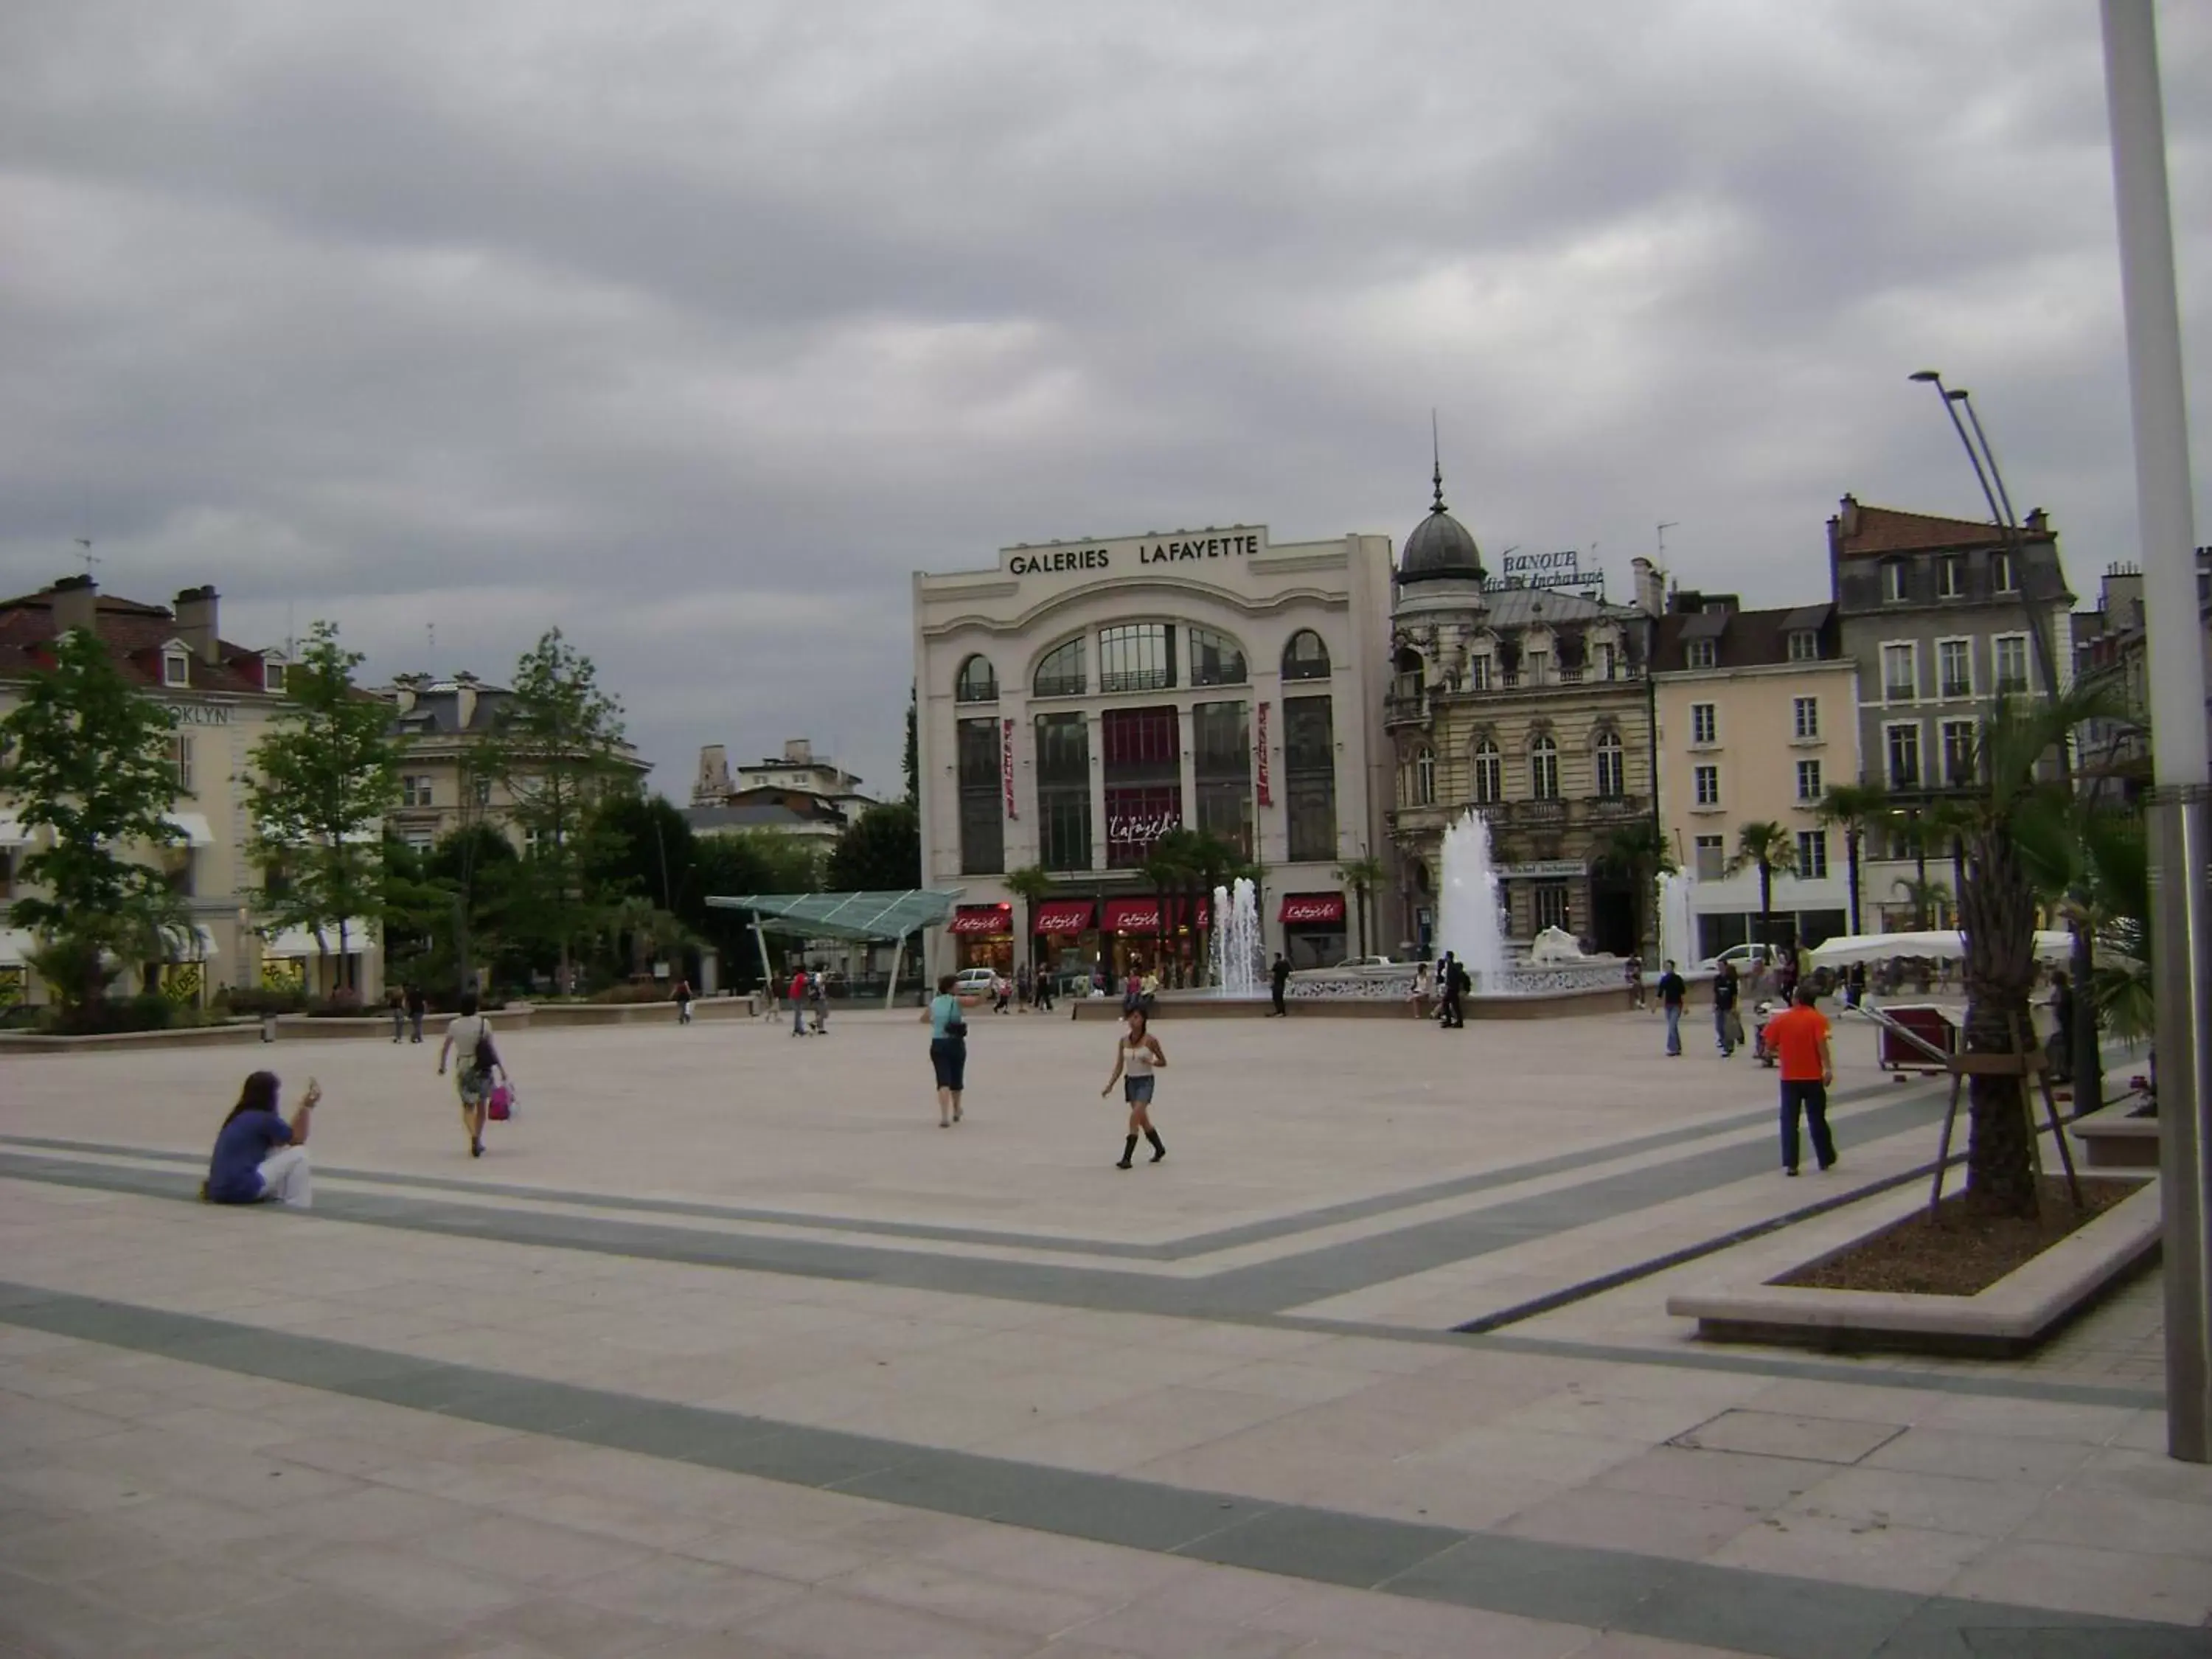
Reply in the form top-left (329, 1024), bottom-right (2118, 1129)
top-left (1100, 1008), bottom-right (1168, 1169)
top-left (437, 992), bottom-right (509, 1158)
top-left (202, 1071), bottom-right (319, 1210)
top-left (926, 973), bottom-right (972, 1127)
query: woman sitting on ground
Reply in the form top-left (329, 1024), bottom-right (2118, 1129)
top-left (202, 1070), bottom-right (319, 1211)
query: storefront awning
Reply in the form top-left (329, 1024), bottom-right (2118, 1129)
top-left (262, 920), bottom-right (375, 958)
top-left (1033, 900), bottom-right (1095, 934)
top-left (159, 923), bottom-right (219, 961)
top-left (161, 813), bottom-right (216, 846)
top-left (1280, 891), bottom-right (1346, 925)
top-left (947, 904), bottom-right (1013, 936)
top-left (1102, 896), bottom-right (1211, 933)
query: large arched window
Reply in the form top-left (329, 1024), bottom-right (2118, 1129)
top-left (1594, 729), bottom-right (1625, 799)
top-left (1472, 739), bottom-right (1502, 805)
top-left (1281, 630), bottom-right (1332, 681)
top-left (1529, 734), bottom-right (1560, 801)
top-left (1033, 636), bottom-right (1086, 698)
top-left (1188, 627), bottom-right (1247, 687)
top-left (954, 654), bottom-right (998, 703)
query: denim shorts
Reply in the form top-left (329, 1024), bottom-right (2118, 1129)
top-left (1123, 1074), bottom-right (1155, 1105)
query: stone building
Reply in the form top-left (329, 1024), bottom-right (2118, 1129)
top-left (1383, 467), bottom-right (1663, 956)
top-left (2072, 550), bottom-right (2212, 778)
top-left (685, 738), bottom-right (877, 851)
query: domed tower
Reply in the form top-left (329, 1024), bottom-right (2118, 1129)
top-left (1397, 453), bottom-right (1488, 593)
top-left (1391, 446), bottom-right (1489, 697)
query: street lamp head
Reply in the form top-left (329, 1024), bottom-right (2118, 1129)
top-left (1908, 369), bottom-right (1943, 383)
top-left (1944, 389), bottom-right (1970, 403)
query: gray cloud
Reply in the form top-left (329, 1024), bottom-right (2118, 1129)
top-left (3, 0), bottom-right (2206, 796)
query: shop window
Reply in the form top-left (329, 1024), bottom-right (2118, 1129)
top-left (1528, 735), bottom-right (1559, 801)
top-left (1034, 636), bottom-right (1086, 698)
top-left (1188, 628), bottom-right (1247, 688)
top-left (1472, 739), bottom-right (1502, 804)
top-left (956, 717), bottom-right (1003, 876)
top-left (1284, 695), bottom-right (1336, 862)
top-left (1281, 630), bottom-right (1331, 681)
top-left (1192, 700), bottom-right (1252, 858)
top-left (1099, 623), bottom-right (1175, 694)
top-left (1033, 712), bottom-right (1091, 870)
top-left (954, 654), bottom-right (998, 703)
top-left (1594, 731), bottom-right (1625, 799)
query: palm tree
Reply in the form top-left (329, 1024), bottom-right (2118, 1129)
top-left (1334, 853), bottom-right (1388, 959)
top-left (1951, 678), bottom-right (2125, 1218)
top-left (1817, 782), bottom-right (1889, 936)
top-left (1728, 820), bottom-right (1795, 956)
top-left (1004, 863), bottom-right (1054, 978)
top-left (1891, 873), bottom-right (1953, 931)
top-left (1138, 832), bottom-right (1197, 981)
top-left (1592, 818), bottom-right (1676, 964)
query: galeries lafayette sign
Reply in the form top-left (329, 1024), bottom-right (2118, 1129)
top-left (1001, 526), bottom-right (1269, 582)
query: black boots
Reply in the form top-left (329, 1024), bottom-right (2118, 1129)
top-left (1117, 1135), bottom-right (1137, 1169)
top-left (1146, 1130), bottom-right (1166, 1164)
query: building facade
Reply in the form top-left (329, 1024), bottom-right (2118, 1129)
top-left (0, 576), bottom-right (380, 1004)
top-left (685, 737), bottom-right (877, 850)
top-left (2072, 550), bottom-right (2212, 778)
top-left (914, 523), bottom-right (1393, 980)
top-left (1652, 594), bottom-right (1862, 961)
top-left (1383, 473), bottom-right (1662, 957)
top-left (1826, 496), bottom-right (2076, 928)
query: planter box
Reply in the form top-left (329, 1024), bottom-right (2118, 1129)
top-left (1666, 1180), bottom-right (2162, 1358)
top-left (2072, 1105), bottom-right (2160, 1171)
top-left (0, 1020), bottom-right (263, 1057)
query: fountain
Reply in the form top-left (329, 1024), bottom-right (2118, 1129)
top-left (1209, 877), bottom-right (1263, 997)
top-left (1658, 869), bottom-right (1694, 970)
top-left (1437, 809), bottom-right (1509, 993)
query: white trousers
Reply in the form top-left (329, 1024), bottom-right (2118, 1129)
top-left (257, 1147), bottom-right (313, 1210)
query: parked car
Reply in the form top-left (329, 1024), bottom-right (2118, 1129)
top-left (953, 967), bottom-right (1001, 995)
top-left (1697, 942), bottom-right (1778, 974)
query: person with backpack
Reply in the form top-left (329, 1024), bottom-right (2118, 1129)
top-left (436, 992), bottom-right (509, 1159)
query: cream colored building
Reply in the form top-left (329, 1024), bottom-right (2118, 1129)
top-left (0, 576), bottom-right (381, 1004)
top-left (1652, 594), bottom-right (1862, 962)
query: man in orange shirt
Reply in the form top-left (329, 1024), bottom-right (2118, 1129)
top-left (1765, 985), bottom-right (1837, 1176)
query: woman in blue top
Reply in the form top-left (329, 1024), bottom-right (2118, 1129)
top-left (926, 973), bottom-right (978, 1128)
top-left (202, 1071), bottom-right (319, 1210)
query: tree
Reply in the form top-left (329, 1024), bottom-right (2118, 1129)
top-left (481, 629), bottom-right (633, 990)
top-left (825, 800), bottom-right (919, 891)
top-left (1728, 820), bottom-right (1795, 956)
top-left (1138, 831), bottom-right (1197, 974)
top-left (1592, 818), bottom-right (1677, 964)
top-left (1004, 863), bottom-right (1054, 975)
top-left (1334, 853), bottom-right (1388, 959)
top-left (243, 622), bottom-right (399, 992)
top-left (902, 684), bottom-right (919, 806)
top-left (1891, 873), bottom-right (1953, 932)
top-left (0, 627), bottom-right (187, 1009)
top-left (1816, 782), bottom-right (1889, 937)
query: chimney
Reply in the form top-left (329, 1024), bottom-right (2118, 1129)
top-left (1630, 557), bottom-right (1666, 618)
top-left (1837, 494), bottom-right (1861, 539)
top-left (173, 586), bottom-right (220, 664)
top-left (694, 744), bottom-right (731, 805)
top-left (782, 738), bottom-right (814, 767)
top-left (2024, 507), bottom-right (2049, 535)
top-left (49, 574), bottom-right (98, 636)
top-left (453, 671), bottom-right (480, 731)
top-left (389, 672), bottom-right (428, 715)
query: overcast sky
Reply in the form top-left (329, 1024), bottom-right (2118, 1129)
top-left (4, 1), bottom-right (2206, 796)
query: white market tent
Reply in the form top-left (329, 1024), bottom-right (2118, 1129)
top-left (1808, 928), bottom-right (2074, 968)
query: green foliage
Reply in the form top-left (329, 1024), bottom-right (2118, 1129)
top-left (1817, 782), bottom-right (1890, 935)
top-left (903, 684), bottom-right (919, 806)
top-left (0, 627), bottom-right (187, 1007)
top-left (1333, 853), bottom-right (1388, 958)
top-left (243, 622), bottom-right (399, 984)
top-left (1728, 820), bottom-right (1794, 945)
top-left (1592, 818), bottom-right (1676, 961)
top-left (825, 800), bottom-right (919, 891)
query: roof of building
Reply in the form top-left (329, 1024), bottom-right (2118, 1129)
top-left (684, 802), bottom-right (817, 832)
top-left (1475, 584), bottom-right (1641, 629)
top-left (379, 677), bottom-right (514, 735)
top-left (0, 580), bottom-right (283, 695)
top-left (1651, 603), bottom-right (1843, 674)
top-left (1831, 500), bottom-right (2054, 559)
top-left (1396, 460), bottom-right (1486, 585)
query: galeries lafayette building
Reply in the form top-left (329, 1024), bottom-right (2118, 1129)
top-left (914, 522), bottom-right (1394, 981)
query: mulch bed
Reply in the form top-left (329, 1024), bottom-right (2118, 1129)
top-left (1774, 1176), bottom-right (2141, 1298)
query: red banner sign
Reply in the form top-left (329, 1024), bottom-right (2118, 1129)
top-left (1032, 900), bottom-right (1095, 934)
top-left (1280, 892), bottom-right (1346, 925)
top-left (1256, 700), bottom-right (1272, 807)
top-left (949, 905), bottom-right (1012, 936)
top-left (1001, 719), bottom-right (1017, 819)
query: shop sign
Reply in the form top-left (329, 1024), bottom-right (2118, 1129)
top-left (1001, 719), bottom-right (1017, 818)
top-left (1492, 549), bottom-right (1599, 591)
top-left (949, 905), bottom-right (1012, 936)
top-left (1280, 893), bottom-right (1345, 925)
top-left (1107, 808), bottom-right (1179, 846)
top-left (1033, 901), bottom-right (1095, 933)
top-left (1001, 525), bottom-right (1269, 582)
top-left (172, 702), bottom-right (235, 726)
top-left (1496, 860), bottom-right (1586, 880)
top-left (1255, 700), bottom-right (1272, 807)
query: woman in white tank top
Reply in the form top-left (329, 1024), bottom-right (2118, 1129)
top-left (1099, 1008), bottom-right (1168, 1169)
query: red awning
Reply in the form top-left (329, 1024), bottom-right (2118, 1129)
top-left (948, 904), bottom-right (1012, 936)
top-left (1280, 891), bottom-right (1346, 926)
top-left (1102, 896), bottom-right (1211, 933)
top-left (1032, 900), bottom-right (1096, 934)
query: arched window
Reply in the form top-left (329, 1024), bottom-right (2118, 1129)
top-left (1529, 734), bottom-right (1559, 801)
top-left (1033, 636), bottom-right (1086, 698)
top-left (1472, 739), bottom-right (1502, 804)
top-left (1411, 748), bottom-right (1436, 807)
top-left (954, 654), bottom-right (998, 703)
top-left (1594, 729), bottom-right (1625, 799)
top-left (1188, 627), bottom-right (1247, 687)
top-left (1281, 630), bottom-right (1332, 681)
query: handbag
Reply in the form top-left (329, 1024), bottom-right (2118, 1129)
top-left (487, 1082), bottom-right (513, 1122)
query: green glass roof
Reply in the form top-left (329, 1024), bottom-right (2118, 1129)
top-left (703, 889), bottom-right (964, 941)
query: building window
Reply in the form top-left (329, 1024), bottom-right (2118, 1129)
top-left (1694, 764), bottom-right (1720, 808)
top-left (1034, 712), bottom-right (1091, 871)
top-left (0, 848), bottom-right (12, 900)
top-left (1594, 731), bottom-right (1625, 799)
top-left (1406, 747), bottom-right (1436, 807)
top-left (400, 774), bottom-right (434, 808)
top-left (1595, 642), bottom-right (1618, 681)
top-left (956, 717), bottom-right (1003, 876)
top-left (1281, 630), bottom-right (1332, 681)
top-left (1099, 624), bottom-right (1175, 695)
top-left (1033, 636), bottom-right (1086, 698)
top-left (1188, 628), bottom-right (1247, 688)
top-left (1796, 759), bottom-right (1823, 801)
top-left (1533, 882), bottom-right (1571, 933)
top-left (403, 830), bottom-right (434, 855)
top-left (1991, 549), bottom-right (2016, 593)
top-left (1284, 695), bottom-right (1337, 862)
top-left (1882, 558), bottom-right (1910, 602)
top-left (1472, 739), bottom-right (1502, 804)
top-left (1787, 630), bottom-right (1819, 662)
top-left (1523, 651), bottom-right (1548, 686)
top-left (163, 650), bottom-right (189, 687)
top-left (1882, 642), bottom-right (1918, 701)
top-left (1792, 697), bottom-right (1820, 740)
top-left (1686, 639), bottom-right (1716, 670)
top-left (1797, 830), bottom-right (1829, 880)
top-left (1886, 722), bottom-right (1922, 789)
top-left (954, 654), bottom-right (998, 703)
top-left (1938, 638), bottom-right (1972, 700)
top-left (1694, 834), bottom-right (1726, 880)
top-left (1529, 735), bottom-right (1560, 800)
top-left (263, 658), bottom-right (287, 693)
top-left (1192, 701), bottom-right (1252, 858)
top-left (170, 734), bottom-right (194, 794)
top-left (1942, 718), bottom-right (1978, 787)
top-left (1102, 706), bottom-right (1180, 866)
top-left (1938, 554), bottom-right (1966, 599)
top-left (1469, 654), bottom-right (1492, 691)
top-left (1690, 703), bottom-right (1717, 746)
top-left (1994, 633), bottom-right (2030, 695)
top-left (472, 776), bottom-right (492, 807)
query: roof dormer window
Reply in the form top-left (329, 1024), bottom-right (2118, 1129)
top-left (262, 655), bottom-right (287, 694)
top-left (163, 647), bottom-right (190, 688)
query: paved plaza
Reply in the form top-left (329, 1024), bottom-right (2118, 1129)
top-left (0, 1004), bottom-right (2205, 1657)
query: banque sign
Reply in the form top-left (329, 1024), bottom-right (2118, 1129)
top-left (1003, 526), bottom-right (1267, 582)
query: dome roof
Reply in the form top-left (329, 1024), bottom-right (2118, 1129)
top-left (1397, 461), bottom-right (1486, 585)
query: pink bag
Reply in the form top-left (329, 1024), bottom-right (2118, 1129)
top-left (487, 1082), bottom-right (513, 1122)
